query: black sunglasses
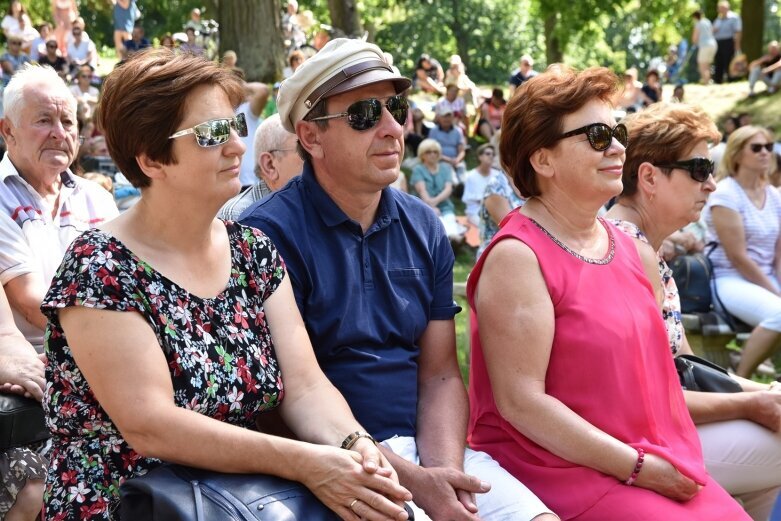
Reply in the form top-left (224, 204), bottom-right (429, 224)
top-left (657, 157), bottom-right (714, 183)
top-left (308, 95), bottom-right (408, 131)
top-left (750, 143), bottom-right (773, 153)
top-left (558, 122), bottom-right (628, 152)
top-left (168, 112), bottom-right (247, 147)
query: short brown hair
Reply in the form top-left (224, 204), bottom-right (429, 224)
top-left (500, 65), bottom-right (620, 198)
top-left (98, 48), bottom-right (245, 188)
top-left (620, 103), bottom-right (720, 198)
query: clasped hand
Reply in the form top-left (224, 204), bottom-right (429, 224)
top-left (0, 352), bottom-right (46, 401)
top-left (410, 466), bottom-right (491, 521)
top-left (303, 438), bottom-right (412, 521)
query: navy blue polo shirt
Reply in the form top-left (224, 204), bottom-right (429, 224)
top-left (240, 162), bottom-right (460, 440)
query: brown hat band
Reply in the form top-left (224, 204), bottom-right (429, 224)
top-left (304, 59), bottom-right (392, 109)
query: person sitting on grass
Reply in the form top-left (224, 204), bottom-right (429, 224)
top-left (429, 105), bottom-right (466, 185)
top-left (748, 40), bottom-right (781, 97)
top-left (411, 138), bottom-right (465, 242)
top-left (476, 88), bottom-right (506, 141)
top-left (462, 143), bottom-right (500, 227)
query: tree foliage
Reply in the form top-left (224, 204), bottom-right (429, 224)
top-left (12, 0), bottom-right (780, 82)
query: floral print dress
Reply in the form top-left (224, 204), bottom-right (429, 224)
top-left (40, 222), bottom-right (286, 520)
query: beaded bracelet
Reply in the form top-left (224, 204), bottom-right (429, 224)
top-left (624, 448), bottom-right (645, 486)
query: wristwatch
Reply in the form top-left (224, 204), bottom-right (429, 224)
top-left (340, 431), bottom-right (378, 450)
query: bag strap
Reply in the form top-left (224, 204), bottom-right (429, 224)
top-left (674, 356), bottom-right (698, 390)
top-left (704, 241), bottom-right (737, 331)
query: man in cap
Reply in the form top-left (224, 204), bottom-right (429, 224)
top-left (241, 38), bottom-right (554, 521)
top-left (429, 104), bottom-right (466, 185)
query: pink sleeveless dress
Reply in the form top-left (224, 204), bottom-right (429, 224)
top-left (467, 211), bottom-right (748, 520)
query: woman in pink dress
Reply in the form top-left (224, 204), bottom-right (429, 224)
top-left (466, 65), bottom-right (750, 520)
top-left (50, 0), bottom-right (77, 55)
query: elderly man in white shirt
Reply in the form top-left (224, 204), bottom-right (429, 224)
top-left (0, 64), bottom-right (118, 350)
top-left (219, 113), bottom-right (303, 221)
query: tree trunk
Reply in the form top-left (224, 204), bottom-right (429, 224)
top-left (448, 0), bottom-right (471, 73)
top-left (327, 0), bottom-right (363, 38)
top-left (544, 13), bottom-right (563, 65)
top-left (741, 0), bottom-right (764, 61)
top-left (219, 0), bottom-right (284, 83)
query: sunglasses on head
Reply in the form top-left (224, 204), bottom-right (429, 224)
top-left (308, 94), bottom-right (408, 131)
top-left (558, 122), bottom-right (628, 152)
top-left (750, 143), bottom-right (773, 153)
top-left (168, 112), bottom-right (247, 147)
top-left (656, 157), bottom-right (714, 183)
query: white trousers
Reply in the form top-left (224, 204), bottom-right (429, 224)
top-left (715, 275), bottom-right (781, 332)
top-left (699, 420), bottom-right (781, 520)
top-left (381, 436), bottom-right (556, 521)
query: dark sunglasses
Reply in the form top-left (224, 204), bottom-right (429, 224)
top-left (46, 43), bottom-right (58, 48)
top-left (308, 95), bottom-right (408, 131)
top-left (168, 112), bottom-right (247, 147)
top-left (656, 157), bottom-right (714, 183)
top-left (558, 122), bottom-right (628, 152)
top-left (750, 143), bottom-right (773, 153)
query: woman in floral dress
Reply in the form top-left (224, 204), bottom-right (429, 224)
top-left (40, 49), bottom-right (411, 521)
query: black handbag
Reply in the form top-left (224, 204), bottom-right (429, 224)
top-left (674, 354), bottom-right (742, 393)
top-left (119, 464), bottom-right (341, 521)
top-left (0, 392), bottom-right (49, 450)
top-left (669, 253), bottom-right (713, 314)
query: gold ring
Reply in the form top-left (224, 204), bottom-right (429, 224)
top-left (349, 499), bottom-right (359, 511)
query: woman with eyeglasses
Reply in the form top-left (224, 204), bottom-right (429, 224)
top-left (40, 48), bottom-right (411, 521)
top-left (704, 126), bottom-right (781, 380)
top-left (606, 104), bottom-right (781, 521)
top-left (466, 66), bottom-right (749, 520)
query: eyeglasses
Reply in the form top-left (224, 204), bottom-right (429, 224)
top-left (656, 157), bottom-right (714, 183)
top-left (46, 43), bottom-right (58, 48)
top-left (268, 147), bottom-right (296, 154)
top-left (308, 95), bottom-right (408, 131)
top-left (168, 113), bottom-right (247, 147)
top-left (558, 122), bottom-right (628, 152)
top-left (750, 143), bottom-right (773, 153)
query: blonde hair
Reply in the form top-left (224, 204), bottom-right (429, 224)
top-left (717, 125), bottom-right (775, 180)
top-left (416, 138), bottom-right (442, 160)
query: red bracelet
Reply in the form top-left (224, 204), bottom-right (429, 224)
top-left (624, 448), bottom-right (645, 486)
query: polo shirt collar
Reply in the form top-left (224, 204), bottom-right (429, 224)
top-left (302, 160), bottom-right (400, 229)
top-left (0, 154), bottom-right (76, 188)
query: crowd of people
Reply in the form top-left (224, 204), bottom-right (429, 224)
top-left (1, 1), bottom-right (781, 520)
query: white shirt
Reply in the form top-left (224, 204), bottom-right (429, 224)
top-left (462, 168), bottom-right (498, 219)
top-left (69, 84), bottom-right (99, 106)
top-left (236, 101), bottom-right (263, 186)
top-left (0, 155), bottom-right (118, 348)
top-left (66, 33), bottom-right (97, 68)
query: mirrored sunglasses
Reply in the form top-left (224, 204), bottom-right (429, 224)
top-left (750, 143), bottom-right (773, 153)
top-left (558, 122), bottom-right (628, 152)
top-left (308, 95), bottom-right (408, 131)
top-left (168, 112), bottom-right (247, 147)
top-left (657, 157), bottom-right (714, 183)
